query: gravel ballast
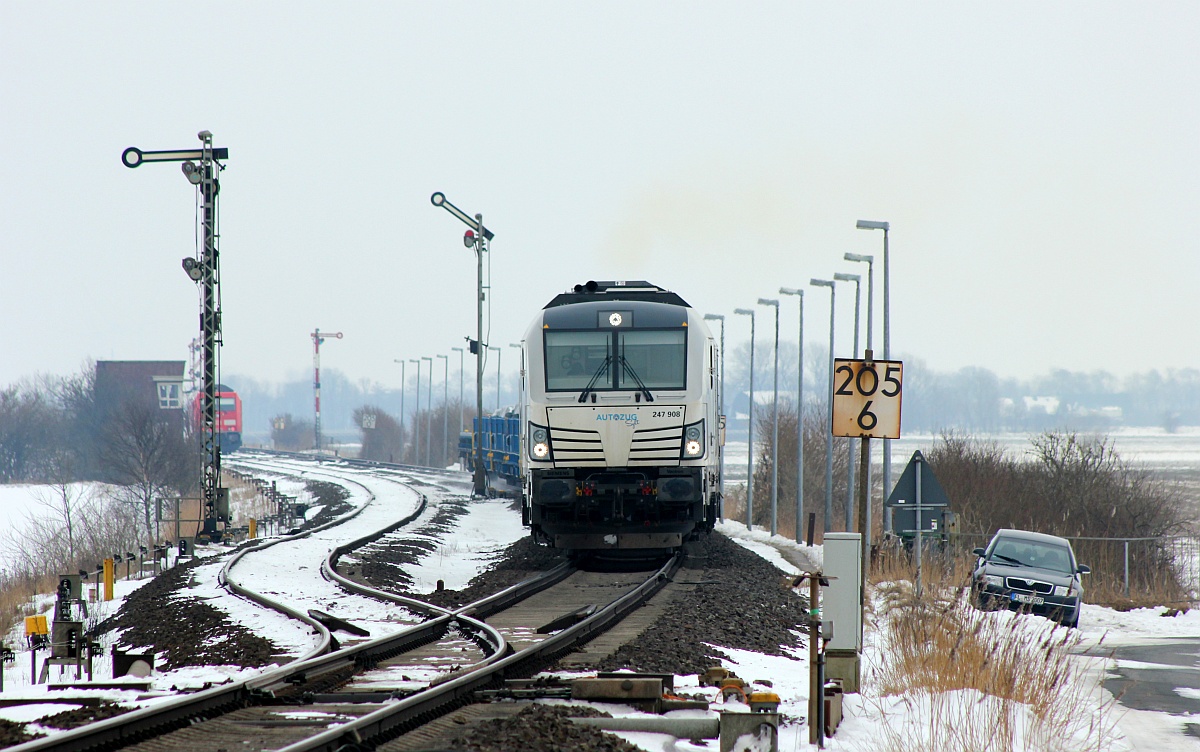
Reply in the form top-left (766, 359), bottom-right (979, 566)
top-left (594, 532), bottom-right (810, 675)
top-left (448, 705), bottom-right (639, 752)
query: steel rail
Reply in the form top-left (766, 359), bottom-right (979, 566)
top-left (7, 463), bottom-right (573, 752)
top-left (277, 553), bottom-right (684, 752)
top-left (5, 466), bottom-right (399, 752)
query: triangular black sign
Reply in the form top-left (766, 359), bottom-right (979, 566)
top-left (884, 450), bottom-right (951, 509)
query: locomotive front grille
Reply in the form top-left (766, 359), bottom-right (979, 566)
top-left (549, 426), bottom-right (605, 465)
top-left (629, 425), bottom-right (684, 463)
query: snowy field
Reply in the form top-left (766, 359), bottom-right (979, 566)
top-left (2, 448), bottom-right (1200, 749)
top-left (723, 426), bottom-right (1200, 484)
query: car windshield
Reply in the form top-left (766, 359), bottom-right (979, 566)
top-left (990, 538), bottom-right (1074, 573)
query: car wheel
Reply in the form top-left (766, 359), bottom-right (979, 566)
top-left (973, 588), bottom-right (993, 611)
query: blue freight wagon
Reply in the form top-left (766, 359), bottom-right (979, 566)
top-left (461, 410), bottom-right (521, 497)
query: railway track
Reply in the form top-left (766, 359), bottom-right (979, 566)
top-left (8, 455), bottom-right (684, 752)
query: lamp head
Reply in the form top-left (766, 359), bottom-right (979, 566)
top-left (733, 308), bottom-right (754, 316)
top-left (757, 298), bottom-right (779, 307)
top-left (856, 219), bottom-right (890, 231)
top-left (181, 256), bottom-right (203, 281)
top-left (810, 278), bottom-right (834, 288)
top-left (703, 313), bottom-right (724, 321)
top-left (844, 252), bottom-right (873, 263)
top-left (833, 273), bottom-right (860, 283)
top-left (779, 287), bottom-right (803, 296)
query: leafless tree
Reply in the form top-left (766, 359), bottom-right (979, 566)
top-left (99, 394), bottom-right (193, 545)
top-left (354, 405), bottom-right (404, 463)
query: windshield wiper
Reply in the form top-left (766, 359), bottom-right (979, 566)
top-left (992, 554), bottom-right (1024, 566)
top-left (578, 356), bottom-right (613, 403)
top-left (618, 356), bottom-right (654, 403)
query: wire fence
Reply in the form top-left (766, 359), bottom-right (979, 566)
top-left (946, 532), bottom-right (1200, 605)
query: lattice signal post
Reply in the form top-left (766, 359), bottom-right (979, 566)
top-left (123, 131), bottom-right (229, 541)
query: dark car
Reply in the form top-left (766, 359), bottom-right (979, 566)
top-left (971, 528), bottom-right (1091, 628)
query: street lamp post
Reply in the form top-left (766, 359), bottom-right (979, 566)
top-left (810, 279), bottom-right (836, 534)
top-left (422, 356), bottom-right (433, 466)
top-left (438, 354), bottom-right (448, 468)
top-left (432, 191), bottom-right (495, 497)
top-left (409, 358), bottom-right (421, 465)
top-left (393, 358), bottom-right (406, 461)
top-left (857, 220), bottom-right (891, 528)
top-left (703, 313), bottom-right (726, 513)
top-left (451, 346), bottom-right (465, 434)
top-left (844, 252), bottom-right (875, 546)
top-left (834, 272), bottom-right (861, 532)
top-left (733, 308), bottom-right (756, 531)
top-left (758, 298), bottom-right (780, 536)
top-left (779, 288), bottom-right (804, 542)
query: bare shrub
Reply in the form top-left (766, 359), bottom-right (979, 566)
top-left (270, 413), bottom-right (313, 450)
top-left (0, 486), bottom-right (144, 637)
top-left (867, 559), bottom-right (1120, 751)
top-left (746, 398), bottom-right (854, 540)
top-left (354, 405), bottom-right (405, 463)
top-left (927, 432), bottom-right (1192, 605)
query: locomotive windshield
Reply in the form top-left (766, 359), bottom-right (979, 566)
top-left (218, 397), bottom-right (237, 412)
top-left (618, 330), bottom-right (686, 389)
top-left (544, 328), bottom-right (686, 392)
top-left (545, 331), bottom-right (612, 390)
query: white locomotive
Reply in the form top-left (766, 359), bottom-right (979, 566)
top-left (516, 280), bottom-right (723, 551)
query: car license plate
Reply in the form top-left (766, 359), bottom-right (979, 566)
top-left (1011, 593), bottom-right (1044, 605)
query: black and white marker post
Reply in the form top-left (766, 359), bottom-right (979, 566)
top-left (123, 132), bottom-right (229, 541)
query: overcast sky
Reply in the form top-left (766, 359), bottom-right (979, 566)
top-left (2, 2), bottom-right (1197, 392)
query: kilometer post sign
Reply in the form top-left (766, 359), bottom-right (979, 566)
top-left (831, 359), bottom-right (903, 439)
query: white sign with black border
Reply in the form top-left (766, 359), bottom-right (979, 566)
top-left (831, 358), bottom-right (903, 439)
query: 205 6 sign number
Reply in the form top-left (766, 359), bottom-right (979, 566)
top-left (831, 358), bottom-right (903, 439)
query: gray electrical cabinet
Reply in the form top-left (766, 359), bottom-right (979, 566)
top-left (823, 533), bottom-right (862, 653)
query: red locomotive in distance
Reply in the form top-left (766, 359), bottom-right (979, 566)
top-left (192, 383), bottom-right (243, 452)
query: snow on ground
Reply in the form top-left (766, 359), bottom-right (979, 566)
top-left (402, 496), bottom-right (528, 594)
top-left (716, 518), bottom-right (822, 574)
top-left (1078, 602), bottom-right (1200, 645)
top-left (5, 448), bottom-right (1200, 747)
top-left (220, 459), bottom-right (434, 640)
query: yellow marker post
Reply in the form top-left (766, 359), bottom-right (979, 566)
top-left (103, 558), bottom-right (114, 601)
top-left (249, 518), bottom-right (257, 539)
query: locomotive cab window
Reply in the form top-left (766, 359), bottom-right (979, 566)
top-left (618, 330), bottom-right (686, 390)
top-left (545, 327), bottom-right (687, 392)
top-left (545, 330), bottom-right (612, 391)
top-left (218, 397), bottom-right (237, 412)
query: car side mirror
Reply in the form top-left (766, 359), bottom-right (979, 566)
top-left (1077, 564), bottom-right (1091, 575)
top-left (972, 547), bottom-right (986, 557)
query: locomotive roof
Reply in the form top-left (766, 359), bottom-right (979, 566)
top-left (544, 280), bottom-right (691, 309)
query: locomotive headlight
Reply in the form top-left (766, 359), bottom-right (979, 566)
top-left (529, 423), bottom-right (552, 461)
top-left (682, 420), bottom-right (705, 458)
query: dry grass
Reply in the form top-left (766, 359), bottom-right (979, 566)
top-left (863, 556), bottom-right (1122, 752)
